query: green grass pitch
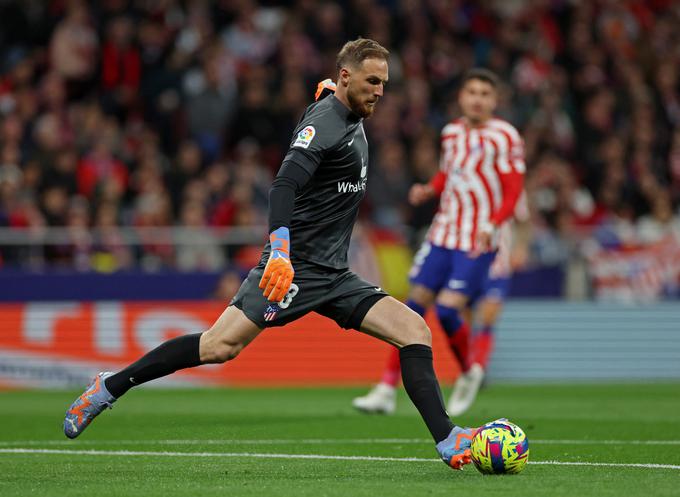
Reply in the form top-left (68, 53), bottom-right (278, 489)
top-left (1, 383), bottom-right (678, 497)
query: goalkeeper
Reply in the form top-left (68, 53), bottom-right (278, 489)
top-left (63, 38), bottom-right (477, 471)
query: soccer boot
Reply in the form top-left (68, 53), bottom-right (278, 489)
top-left (351, 383), bottom-right (396, 414)
top-left (64, 372), bottom-right (117, 439)
top-left (436, 425), bottom-right (478, 470)
top-left (447, 363), bottom-right (484, 416)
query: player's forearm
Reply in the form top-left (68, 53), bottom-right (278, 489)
top-left (263, 163), bottom-right (305, 302)
top-left (268, 177), bottom-right (297, 232)
top-left (489, 171), bottom-right (523, 226)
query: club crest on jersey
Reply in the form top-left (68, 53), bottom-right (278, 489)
top-left (263, 303), bottom-right (280, 322)
top-left (293, 126), bottom-right (316, 149)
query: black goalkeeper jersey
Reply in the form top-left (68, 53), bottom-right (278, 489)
top-left (267, 95), bottom-right (369, 270)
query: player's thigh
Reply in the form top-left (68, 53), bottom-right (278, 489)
top-left (476, 275), bottom-right (509, 324)
top-left (230, 262), bottom-right (320, 328)
top-left (436, 288), bottom-right (469, 309)
top-left (200, 305), bottom-right (264, 363)
top-left (358, 296), bottom-right (431, 348)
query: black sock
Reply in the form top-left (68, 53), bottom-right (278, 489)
top-left (105, 333), bottom-right (203, 398)
top-left (399, 344), bottom-right (454, 443)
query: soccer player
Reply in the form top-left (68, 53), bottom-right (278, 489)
top-left (354, 206), bottom-right (531, 415)
top-left (353, 69), bottom-right (525, 416)
top-left (63, 38), bottom-right (477, 471)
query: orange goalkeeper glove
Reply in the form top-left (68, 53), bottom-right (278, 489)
top-left (315, 79), bottom-right (336, 101)
top-left (259, 227), bottom-right (294, 302)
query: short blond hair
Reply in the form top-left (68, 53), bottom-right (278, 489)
top-left (336, 38), bottom-right (389, 72)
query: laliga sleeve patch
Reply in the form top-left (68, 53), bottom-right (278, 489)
top-left (293, 126), bottom-right (316, 149)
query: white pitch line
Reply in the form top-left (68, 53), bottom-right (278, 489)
top-left (1, 448), bottom-right (679, 470)
top-left (531, 460), bottom-right (680, 470)
top-left (0, 448), bottom-right (431, 463)
top-left (0, 438), bottom-right (679, 446)
top-left (3, 439), bottom-right (413, 446)
top-left (536, 440), bottom-right (680, 446)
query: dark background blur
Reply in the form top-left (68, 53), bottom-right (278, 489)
top-left (0, 0), bottom-right (678, 300)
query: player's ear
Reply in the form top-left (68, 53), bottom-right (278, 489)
top-left (338, 67), bottom-right (351, 86)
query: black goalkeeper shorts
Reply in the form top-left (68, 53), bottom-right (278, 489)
top-left (230, 259), bottom-right (389, 330)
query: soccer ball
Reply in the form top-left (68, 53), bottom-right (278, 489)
top-left (470, 419), bottom-right (530, 475)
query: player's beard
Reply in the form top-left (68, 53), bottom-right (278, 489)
top-left (347, 86), bottom-right (376, 118)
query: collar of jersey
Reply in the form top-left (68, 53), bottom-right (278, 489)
top-left (328, 95), bottom-right (362, 123)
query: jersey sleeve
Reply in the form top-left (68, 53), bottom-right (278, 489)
top-left (428, 171), bottom-right (447, 196)
top-left (490, 125), bottom-right (526, 226)
top-left (268, 162), bottom-right (315, 232)
top-left (281, 107), bottom-right (342, 178)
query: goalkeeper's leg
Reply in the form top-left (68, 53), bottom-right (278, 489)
top-left (352, 287), bottom-right (434, 414)
top-left (358, 296), bottom-right (476, 470)
top-left (64, 306), bottom-right (262, 438)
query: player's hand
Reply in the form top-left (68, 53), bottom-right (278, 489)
top-left (259, 227), bottom-right (295, 302)
top-left (408, 183), bottom-right (435, 206)
top-left (315, 79), bottom-right (337, 101)
top-left (471, 223), bottom-right (495, 257)
top-left (510, 245), bottom-right (530, 270)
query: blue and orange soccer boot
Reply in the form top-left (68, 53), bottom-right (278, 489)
top-left (64, 372), bottom-right (117, 439)
top-left (436, 425), bottom-right (478, 470)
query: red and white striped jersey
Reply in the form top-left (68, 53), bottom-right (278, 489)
top-left (427, 117), bottom-right (525, 251)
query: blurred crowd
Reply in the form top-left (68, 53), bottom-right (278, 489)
top-left (0, 0), bottom-right (678, 272)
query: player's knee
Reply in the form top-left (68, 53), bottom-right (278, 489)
top-left (404, 314), bottom-right (432, 346)
top-left (201, 334), bottom-right (245, 364)
top-left (480, 300), bottom-right (502, 325)
top-left (208, 341), bottom-right (244, 363)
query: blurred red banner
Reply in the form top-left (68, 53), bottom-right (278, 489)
top-left (0, 302), bottom-right (459, 388)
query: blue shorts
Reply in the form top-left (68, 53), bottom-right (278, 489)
top-left (409, 242), bottom-right (497, 299)
top-left (468, 275), bottom-right (510, 307)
